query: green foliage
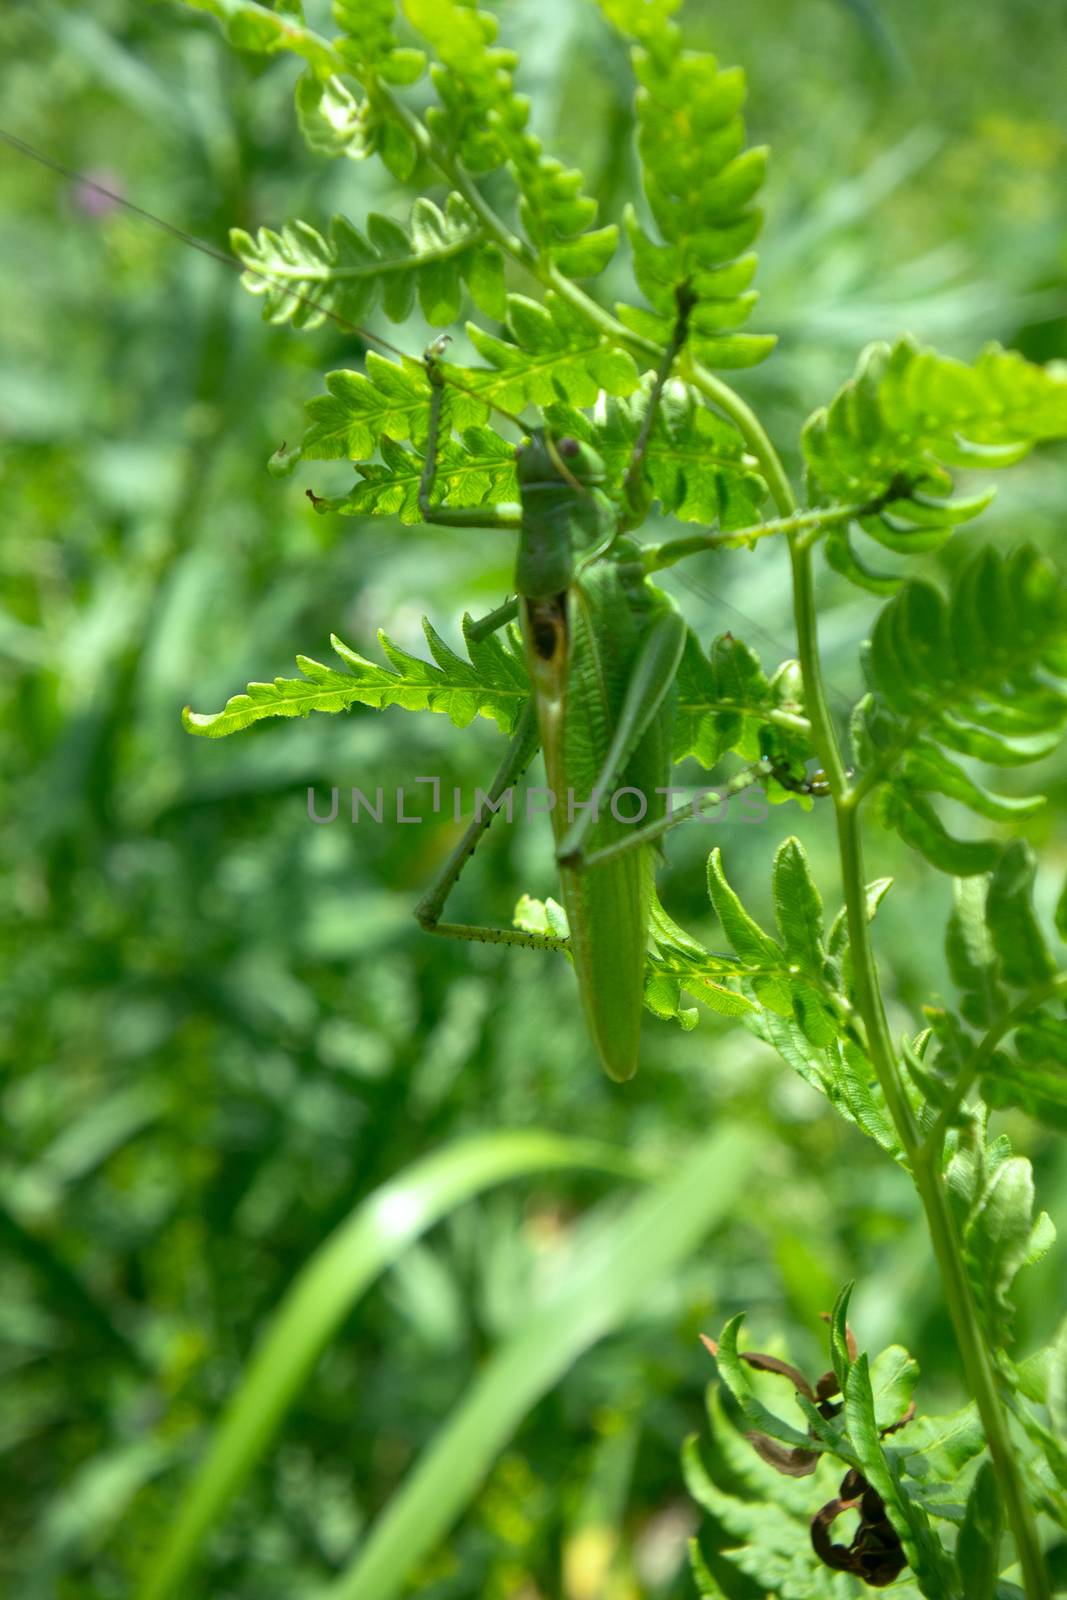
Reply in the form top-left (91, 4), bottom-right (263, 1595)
top-left (698, 842), bottom-right (902, 1153)
top-left (924, 848), bottom-right (1067, 1130)
top-left (231, 195), bottom-right (506, 329)
top-left (686, 1440), bottom-right (859, 1599)
top-left (183, 618), bottom-right (528, 737)
top-left (12, 1), bottom-right (1067, 1597)
top-left (290, 295), bottom-right (644, 483)
top-left (180, 0), bottom-right (344, 73)
top-left (547, 377), bottom-right (767, 527)
top-left (944, 1119), bottom-right (1055, 1353)
top-left (323, 0), bottom-right (427, 176)
top-left (325, 426), bottom-right (519, 521)
top-left (293, 67), bottom-right (420, 175)
top-left (602, 0), bottom-right (775, 368)
top-left (956, 1462), bottom-right (1004, 1600)
top-left (460, 292), bottom-right (640, 410)
top-left (141, 1132), bottom-right (640, 1600)
top-left (332, 0), bottom-right (426, 88)
top-left (687, 1316), bottom-right (999, 1599)
top-left (854, 544), bottom-right (1067, 873)
top-left (401, 0), bottom-right (617, 275)
top-left (806, 338), bottom-right (1067, 587)
top-left (294, 353), bottom-right (468, 464)
top-left (614, 836), bottom-right (904, 1154)
top-left (672, 634), bottom-right (807, 767)
top-left (318, 1126), bottom-right (755, 1600)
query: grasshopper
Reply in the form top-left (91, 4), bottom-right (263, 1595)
top-left (411, 293), bottom-right (774, 1081)
top-left (0, 135), bottom-right (804, 1080)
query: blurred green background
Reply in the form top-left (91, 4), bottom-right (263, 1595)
top-left (1, 0), bottom-right (1065, 1594)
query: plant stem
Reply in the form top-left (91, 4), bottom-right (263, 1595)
top-left (788, 534), bottom-right (852, 798)
top-left (641, 499), bottom-right (873, 573)
top-left (797, 548), bottom-right (1051, 1599)
top-left (909, 1140), bottom-right (1052, 1600)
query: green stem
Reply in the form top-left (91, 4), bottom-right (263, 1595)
top-left (911, 1138), bottom-right (1051, 1600)
top-left (798, 545), bottom-right (1050, 1597)
top-left (642, 500), bottom-right (871, 574)
top-left (687, 361), bottom-right (796, 516)
top-left (788, 534), bottom-right (851, 799)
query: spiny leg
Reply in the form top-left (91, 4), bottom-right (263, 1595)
top-left (555, 608), bottom-right (688, 867)
top-left (413, 351), bottom-right (546, 945)
top-left (466, 596), bottom-right (520, 644)
top-left (419, 349), bottom-right (522, 531)
top-left (415, 698), bottom-right (568, 954)
top-left (558, 746), bottom-right (840, 875)
top-left (621, 281), bottom-right (697, 522)
top-left (572, 763), bottom-right (770, 871)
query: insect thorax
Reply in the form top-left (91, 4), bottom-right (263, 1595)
top-left (515, 481), bottom-right (613, 601)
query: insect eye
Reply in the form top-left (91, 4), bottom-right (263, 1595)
top-left (559, 437), bottom-right (580, 458)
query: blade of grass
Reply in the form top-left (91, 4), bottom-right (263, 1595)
top-left (139, 1130), bottom-right (642, 1600)
top-left (320, 1124), bottom-right (755, 1600)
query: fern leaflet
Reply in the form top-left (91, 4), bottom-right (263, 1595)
top-left (398, 0), bottom-right (618, 277)
top-left (602, 2), bottom-right (774, 369)
top-left (183, 619), bottom-right (529, 738)
top-left (805, 338), bottom-right (1067, 585)
top-left (231, 195), bottom-right (506, 331)
top-left (853, 545), bottom-right (1067, 873)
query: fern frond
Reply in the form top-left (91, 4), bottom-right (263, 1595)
top-left (672, 634), bottom-right (810, 770)
top-left (941, 1112), bottom-right (1056, 1349)
top-left (231, 194), bottom-right (506, 331)
top-left (317, 428), bottom-right (518, 523)
top-left (602, 5), bottom-right (774, 369)
top-left (399, 0), bottom-right (618, 278)
top-left (182, 618), bottom-right (529, 738)
top-left (296, 353), bottom-right (490, 465)
top-left (644, 889), bottom-right (753, 1029)
top-left (293, 74), bottom-right (373, 160)
top-left (461, 292), bottom-right (640, 412)
top-left (546, 377), bottom-right (766, 527)
top-left (182, 2), bottom-right (427, 176)
top-left (716, 860), bottom-right (830, 1043)
top-left (854, 545), bottom-right (1067, 873)
top-left (299, 362), bottom-right (763, 531)
top-left (597, 0), bottom-right (681, 53)
top-left (291, 3), bottom-right (425, 176)
top-left (925, 854), bottom-right (1067, 1132)
top-left (686, 1447), bottom-right (851, 1599)
top-left (805, 337), bottom-right (1067, 575)
top-left (293, 294), bottom-right (640, 469)
top-left (685, 843), bottom-right (912, 1155)
top-left (332, 0), bottom-right (426, 85)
